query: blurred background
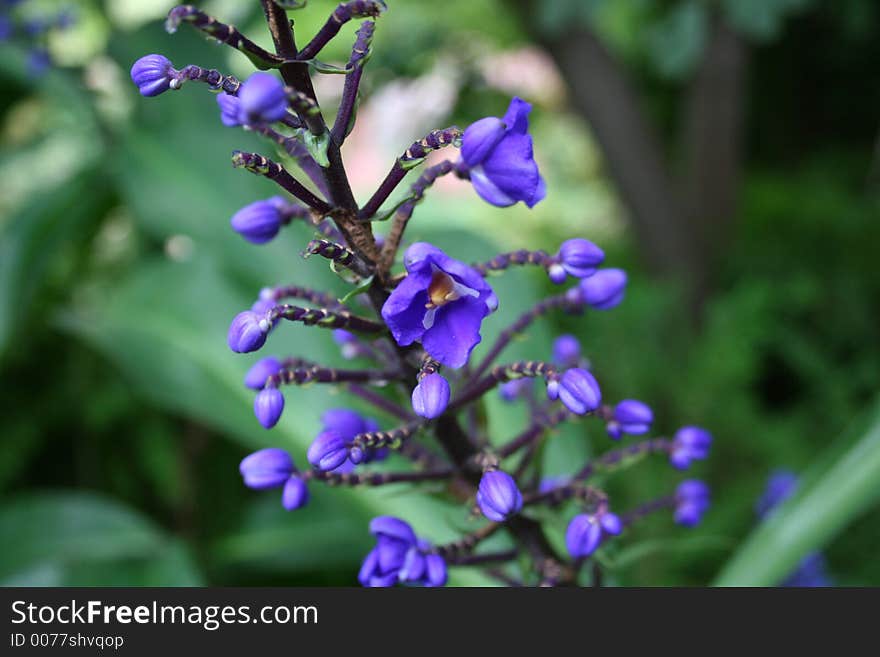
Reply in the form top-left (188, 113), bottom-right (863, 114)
top-left (1, 0), bottom-right (878, 586)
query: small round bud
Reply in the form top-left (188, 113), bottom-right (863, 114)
top-left (476, 470), bottom-right (523, 523)
top-left (230, 197), bottom-right (286, 244)
top-left (552, 334), bottom-right (581, 367)
top-left (411, 373), bottom-right (450, 419)
top-left (553, 368), bottom-right (601, 415)
top-left (244, 357), bottom-right (283, 390)
top-left (239, 448), bottom-right (294, 489)
top-left (579, 268), bottom-right (627, 310)
top-left (237, 72), bottom-right (288, 125)
top-left (282, 476), bottom-right (309, 511)
top-left (557, 238), bottom-right (605, 279)
top-left (227, 311), bottom-right (268, 353)
top-left (130, 54), bottom-right (176, 97)
top-left (307, 431), bottom-right (350, 472)
top-left (217, 93), bottom-right (242, 127)
top-left (254, 387), bottom-right (285, 429)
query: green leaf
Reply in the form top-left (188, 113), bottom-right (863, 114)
top-left (0, 491), bottom-right (202, 585)
top-left (713, 400), bottom-right (880, 586)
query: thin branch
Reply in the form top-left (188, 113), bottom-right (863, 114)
top-left (296, 0), bottom-right (386, 61)
top-left (231, 150), bottom-right (332, 212)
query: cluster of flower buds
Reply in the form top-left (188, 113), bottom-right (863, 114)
top-left (132, 1), bottom-right (714, 587)
top-left (0, 0), bottom-right (74, 77)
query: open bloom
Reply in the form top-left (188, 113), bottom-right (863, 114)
top-left (459, 97), bottom-right (546, 208)
top-left (359, 517), bottom-right (447, 587)
top-left (382, 243), bottom-right (497, 368)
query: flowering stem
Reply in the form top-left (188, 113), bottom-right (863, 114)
top-left (523, 483), bottom-right (607, 509)
top-left (621, 495), bottom-right (676, 528)
top-left (166, 6), bottom-right (282, 69)
top-left (263, 285), bottom-right (344, 311)
top-left (307, 467), bottom-right (453, 487)
top-left (358, 128), bottom-right (461, 220)
top-left (447, 550), bottom-right (519, 567)
top-left (497, 407), bottom-right (573, 458)
top-left (304, 239), bottom-right (372, 278)
top-left (268, 304), bottom-right (385, 333)
top-left (350, 420), bottom-right (425, 450)
top-left (347, 383), bottom-right (414, 421)
top-left (268, 365), bottom-right (399, 387)
top-left (286, 89), bottom-right (325, 136)
top-left (448, 361), bottom-right (558, 413)
top-left (471, 292), bottom-right (584, 381)
top-left (332, 20), bottom-right (375, 143)
top-left (572, 438), bottom-right (672, 481)
top-left (231, 151), bottom-right (331, 212)
top-left (174, 64), bottom-right (241, 94)
top-left (473, 249), bottom-right (553, 276)
top-left (296, 1), bottom-right (386, 61)
top-left (259, 0), bottom-right (298, 59)
top-left (434, 522), bottom-right (501, 558)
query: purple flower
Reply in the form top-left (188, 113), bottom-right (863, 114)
top-left (217, 93), bottom-right (242, 127)
top-left (553, 239), bottom-right (605, 280)
top-left (230, 197), bottom-right (288, 244)
top-left (308, 409), bottom-right (384, 472)
top-left (244, 357), bottom-right (283, 390)
top-left (282, 476), bottom-right (309, 510)
top-left (460, 97), bottom-right (545, 208)
top-left (26, 49), bottom-right (51, 78)
top-left (239, 448), bottom-right (294, 489)
top-left (411, 373), bottom-right (450, 419)
top-left (669, 426), bottom-right (712, 470)
top-left (359, 517), bottom-right (447, 587)
top-left (381, 243), bottom-right (496, 368)
top-left (548, 368), bottom-right (601, 415)
top-left (499, 378), bottom-right (533, 402)
top-left (254, 387), bottom-right (285, 429)
top-left (235, 72), bottom-right (288, 125)
top-left (476, 470), bottom-right (523, 522)
top-left (606, 399), bottom-right (653, 439)
top-left (674, 479), bottom-right (710, 527)
top-left (130, 54), bottom-right (176, 97)
top-left (565, 510), bottom-right (622, 558)
top-left (239, 448), bottom-right (309, 511)
top-left (227, 310), bottom-right (269, 353)
top-left (578, 268), bottom-right (627, 310)
top-left (755, 470), bottom-right (798, 519)
top-left (552, 334), bottom-right (581, 368)
top-left (307, 431), bottom-right (350, 472)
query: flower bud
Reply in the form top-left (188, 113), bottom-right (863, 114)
top-left (282, 476), bottom-right (310, 511)
top-left (230, 197), bottom-right (286, 244)
top-left (606, 399), bottom-right (653, 439)
top-left (411, 373), bottom-right (450, 419)
top-left (217, 93), bottom-right (242, 127)
top-left (674, 479), bottom-right (711, 527)
top-left (227, 311), bottom-right (269, 353)
top-left (239, 448), bottom-right (294, 489)
top-left (476, 470), bottom-right (523, 522)
top-left (565, 514), bottom-right (602, 558)
top-left (553, 368), bottom-right (601, 415)
top-left (130, 54), bottom-right (176, 97)
top-left (244, 357), bottom-right (283, 390)
top-left (669, 426), bottom-right (712, 470)
top-left (499, 378), bottom-right (532, 402)
top-left (307, 431), bottom-right (350, 472)
top-left (254, 387), bottom-right (285, 429)
top-left (237, 72), bottom-right (288, 125)
top-left (552, 334), bottom-right (581, 367)
top-left (579, 268), bottom-right (627, 310)
top-left (557, 238), bottom-right (604, 279)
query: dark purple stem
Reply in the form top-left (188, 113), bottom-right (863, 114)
top-left (296, 1), bottom-right (386, 61)
top-left (347, 383), bottom-right (414, 421)
top-left (473, 249), bottom-right (553, 276)
top-left (231, 151), bottom-right (331, 213)
top-left (332, 20), bottom-right (375, 143)
top-left (268, 303), bottom-right (385, 333)
top-left (497, 407), bottom-right (573, 458)
top-left (448, 361), bottom-right (559, 413)
top-left (307, 467), bottom-right (453, 487)
top-left (573, 438), bottom-right (673, 481)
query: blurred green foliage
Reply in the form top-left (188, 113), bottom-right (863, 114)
top-left (0, 0), bottom-right (877, 586)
